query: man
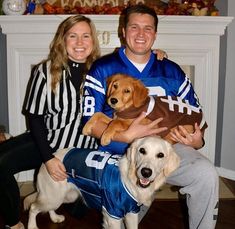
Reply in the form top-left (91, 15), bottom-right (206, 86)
top-left (82, 5), bottom-right (219, 229)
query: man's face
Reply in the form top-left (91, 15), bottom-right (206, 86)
top-left (123, 13), bottom-right (157, 61)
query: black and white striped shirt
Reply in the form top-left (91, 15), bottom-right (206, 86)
top-left (24, 60), bottom-right (97, 155)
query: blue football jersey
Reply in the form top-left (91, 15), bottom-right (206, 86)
top-left (63, 148), bottom-right (140, 219)
top-left (82, 47), bottom-right (201, 154)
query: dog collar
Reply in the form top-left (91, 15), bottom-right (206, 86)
top-left (115, 97), bottom-right (150, 119)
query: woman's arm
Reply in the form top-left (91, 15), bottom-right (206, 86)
top-left (28, 114), bottom-right (67, 181)
top-left (28, 114), bottom-right (53, 162)
top-left (153, 49), bottom-right (168, 60)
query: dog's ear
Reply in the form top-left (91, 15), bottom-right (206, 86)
top-left (163, 141), bottom-right (180, 177)
top-left (127, 140), bottom-right (137, 163)
top-left (133, 80), bottom-right (149, 108)
top-left (127, 140), bottom-right (138, 181)
top-left (106, 75), bottom-right (115, 97)
top-left (127, 139), bottom-right (140, 169)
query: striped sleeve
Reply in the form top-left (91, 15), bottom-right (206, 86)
top-left (82, 71), bottom-right (107, 124)
top-left (178, 74), bottom-right (201, 109)
top-left (24, 63), bottom-right (47, 115)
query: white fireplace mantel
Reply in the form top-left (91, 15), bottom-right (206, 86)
top-left (0, 15), bottom-right (232, 34)
top-left (0, 15), bottom-right (233, 181)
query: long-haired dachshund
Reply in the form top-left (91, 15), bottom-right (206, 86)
top-left (82, 73), bottom-right (207, 146)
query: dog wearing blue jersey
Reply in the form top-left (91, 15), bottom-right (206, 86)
top-left (24, 136), bottom-right (179, 229)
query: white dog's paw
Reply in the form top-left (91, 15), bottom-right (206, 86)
top-left (49, 210), bottom-right (65, 223)
top-left (28, 227), bottom-right (39, 229)
top-left (52, 214), bottom-right (65, 223)
top-left (27, 222), bottom-right (38, 229)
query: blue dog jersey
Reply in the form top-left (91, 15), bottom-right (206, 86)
top-left (63, 148), bottom-right (141, 219)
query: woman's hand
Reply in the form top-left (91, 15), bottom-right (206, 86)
top-left (116, 112), bottom-right (168, 143)
top-left (153, 49), bottom-right (168, 60)
top-left (170, 123), bottom-right (205, 149)
top-left (45, 157), bottom-right (67, 181)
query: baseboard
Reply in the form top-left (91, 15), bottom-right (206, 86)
top-left (217, 167), bottom-right (235, 181)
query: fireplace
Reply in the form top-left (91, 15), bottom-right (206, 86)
top-left (0, 15), bottom-right (232, 181)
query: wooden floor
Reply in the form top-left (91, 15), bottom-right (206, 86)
top-left (1, 178), bottom-right (235, 229)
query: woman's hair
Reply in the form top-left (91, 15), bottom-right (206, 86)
top-left (47, 15), bottom-right (100, 92)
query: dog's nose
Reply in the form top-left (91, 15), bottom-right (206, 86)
top-left (141, 168), bottom-right (152, 178)
top-left (110, 98), bottom-right (118, 105)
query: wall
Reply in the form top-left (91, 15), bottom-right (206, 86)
top-left (215, 0), bottom-right (227, 167)
top-left (218, 0), bottom-right (235, 178)
top-left (0, 30), bottom-right (8, 132)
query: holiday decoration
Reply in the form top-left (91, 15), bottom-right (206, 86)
top-left (2, 0), bottom-right (26, 15)
top-left (1, 0), bottom-right (219, 15)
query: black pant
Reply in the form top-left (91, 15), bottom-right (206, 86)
top-left (0, 132), bottom-right (88, 226)
top-left (0, 132), bottom-right (41, 226)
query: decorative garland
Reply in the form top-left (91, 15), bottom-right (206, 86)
top-left (34, 0), bottom-right (219, 16)
top-left (1, 0), bottom-right (219, 16)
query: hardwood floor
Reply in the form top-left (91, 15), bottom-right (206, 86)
top-left (0, 178), bottom-right (235, 229)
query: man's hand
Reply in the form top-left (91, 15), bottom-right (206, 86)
top-left (116, 112), bottom-right (168, 143)
top-left (45, 157), bottom-right (67, 181)
top-left (170, 123), bottom-right (205, 149)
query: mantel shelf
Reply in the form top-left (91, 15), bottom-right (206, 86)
top-left (0, 15), bottom-right (233, 35)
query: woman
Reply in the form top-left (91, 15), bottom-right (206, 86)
top-left (0, 15), bottom-right (100, 229)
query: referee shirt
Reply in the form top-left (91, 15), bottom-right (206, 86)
top-left (23, 60), bottom-right (97, 162)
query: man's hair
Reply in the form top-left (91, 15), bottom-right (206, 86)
top-left (122, 4), bottom-right (158, 32)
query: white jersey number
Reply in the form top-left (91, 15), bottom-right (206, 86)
top-left (83, 96), bottom-right (95, 116)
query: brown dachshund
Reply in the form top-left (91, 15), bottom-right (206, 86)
top-left (82, 74), bottom-right (208, 146)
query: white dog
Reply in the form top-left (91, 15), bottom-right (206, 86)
top-left (24, 136), bottom-right (180, 229)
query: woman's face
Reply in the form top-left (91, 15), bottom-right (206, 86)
top-left (65, 21), bottom-right (93, 63)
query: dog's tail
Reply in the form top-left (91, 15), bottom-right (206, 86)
top-left (23, 192), bottom-right (38, 210)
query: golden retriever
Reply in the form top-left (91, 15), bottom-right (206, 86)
top-left (24, 136), bottom-right (179, 229)
top-left (82, 73), bottom-right (207, 146)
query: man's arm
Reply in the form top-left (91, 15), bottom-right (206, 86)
top-left (170, 123), bottom-right (205, 149)
top-left (89, 112), bottom-right (168, 144)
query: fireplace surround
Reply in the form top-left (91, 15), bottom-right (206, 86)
top-left (0, 15), bottom-right (233, 181)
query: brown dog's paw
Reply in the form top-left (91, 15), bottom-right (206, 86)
top-left (100, 132), bottom-right (112, 146)
top-left (82, 123), bottom-right (93, 135)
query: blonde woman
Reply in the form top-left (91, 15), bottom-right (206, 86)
top-left (0, 15), bottom-right (100, 229)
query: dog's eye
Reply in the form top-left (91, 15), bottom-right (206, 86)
top-left (124, 89), bottom-right (130, 93)
top-left (157, 152), bottom-right (164, 158)
top-left (139, 147), bottom-right (146, 155)
top-left (113, 84), bottom-right (118, 89)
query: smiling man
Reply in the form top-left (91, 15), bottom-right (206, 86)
top-left (123, 10), bottom-right (157, 62)
top-left (81, 5), bottom-right (219, 229)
